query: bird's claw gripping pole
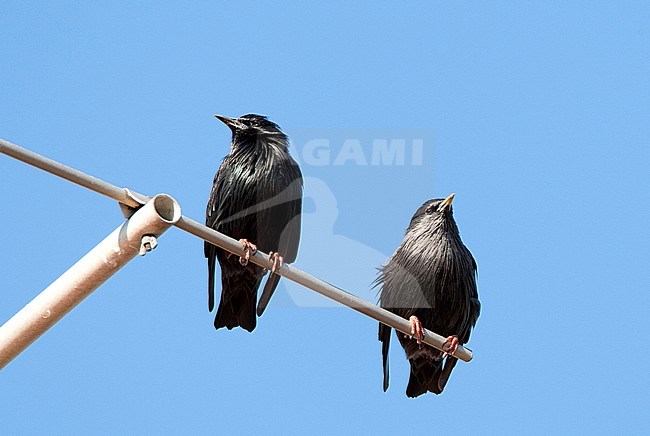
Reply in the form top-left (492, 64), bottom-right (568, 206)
top-left (0, 138), bottom-right (473, 366)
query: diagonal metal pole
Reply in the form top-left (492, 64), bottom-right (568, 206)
top-left (175, 216), bottom-right (474, 363)
top-left (0, 138), bottom-right (473, 362)
top-left (0, 193), bottom-right (181, 369)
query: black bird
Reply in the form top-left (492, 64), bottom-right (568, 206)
top-left (205, 114), bottom-right (303, 332)
top-left (377, 194), bottom-right (480, 397)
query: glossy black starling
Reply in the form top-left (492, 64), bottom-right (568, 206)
top-left (205, 114), bottom-right (302, 332)
top-left (377, 194), bottom-right (480, 397)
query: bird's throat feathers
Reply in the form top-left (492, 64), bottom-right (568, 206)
top-left (230, 131), bottom-right (289, 161)
top-left (399, 211), bottom-right (464, 263)
top-left (411, 211), bottom-right (460, 240)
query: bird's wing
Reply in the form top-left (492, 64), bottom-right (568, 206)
top-left (207, 249), bottom-right (217, 312)
top-left (206, 157), bottom-right (261, 311)
top-left (376, 264), bottom-right (404, 393)
top-left (205, 166), bottom-right (224, 312)
top-left (212, 159), bottom-right (258, 233)
top-left (459, 250), bottom-right (480, 343)
top-left (378, 321), bottom-right (391, 391)
top-left (471, 253), bottom-right (481, 321)
top-left (460, 296), bottom-right (481, 344)
top-left (275, 174), bottom-right (303, 263)
top-left (257, 168), bottom-right (302, 316)
top-left (205, 171), bottom-right (221, 233)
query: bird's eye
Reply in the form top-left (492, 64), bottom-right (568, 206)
top-left (425, 207), bottom-right (433, 215)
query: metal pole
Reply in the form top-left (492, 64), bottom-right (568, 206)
top-left (0, 138), bottom-right (473, 362)
top-left (176, 217), bottom-right (473, 362)
top-left (0, 138), bottom-right (142, 207)
top-left (0, 194), bottom-right (181, 369)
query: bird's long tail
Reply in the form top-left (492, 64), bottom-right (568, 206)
top-left (257, 272), bottom-right (281, 316)
top-left (406, 356), bottom-right (452, 397)
top-left (214, 264), bottom-right (263, 333)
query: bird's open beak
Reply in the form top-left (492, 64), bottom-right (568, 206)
top-left (439, 193), bottom-right (455, 211)
top-left (214, 114), bottom-right (244, 131)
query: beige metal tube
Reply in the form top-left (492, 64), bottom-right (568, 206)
top-left (0, 194), bottom-right (181, 370)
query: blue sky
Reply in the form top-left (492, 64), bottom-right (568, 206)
top-left (1, 1), bottom-right (649, 434)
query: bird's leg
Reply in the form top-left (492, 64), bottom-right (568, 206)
top-left (406, 315), bottom-right (424, 345)
top-left (267, 252), bottom-right (284, 274)
top-left (442, 335), bottom-right (459, 357)
top-left (237, 239), bottom-right (257, 267)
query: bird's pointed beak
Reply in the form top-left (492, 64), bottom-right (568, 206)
top-left (214, 114), bottom-right (243, 132)
top-left (439, 193), bottom-right (455, 211)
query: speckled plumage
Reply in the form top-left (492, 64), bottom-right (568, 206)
top-left (205, 114), bottom-right (302, 332)
top-left (377, 196), bottom-right (480, 397)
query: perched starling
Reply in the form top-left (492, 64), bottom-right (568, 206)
top-left (205, 114), bottom-right (303, 332)
top-left (377, 194), bottom-right (480, 397)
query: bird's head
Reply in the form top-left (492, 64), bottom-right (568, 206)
top-left (214, 113), bottom-right (285, 139)
top-left (408, 193), bottom-right (458, 234)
